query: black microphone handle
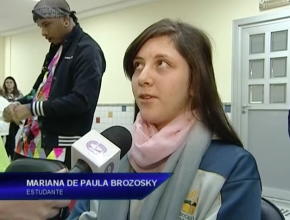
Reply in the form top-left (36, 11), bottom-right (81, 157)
top-left (53, 160), bottom-right (92, 220)
top-left (69, 159), bottom-right (92, 173)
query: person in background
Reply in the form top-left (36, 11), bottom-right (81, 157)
top-left (2, 76), bottom-right (23, 159)
top-left (69, 19), bottom-right (261, 220)
top-left (2, 76), bottom-right (23, 102)
top-left (0, 86), bottom-right (9, 170)
top-left (3, 0), bottom-right (106, 169)
top-left (0, 87), bottom-right (10, 139)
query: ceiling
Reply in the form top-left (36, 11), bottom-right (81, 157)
top-left (0, 0), bottom-right (158, 36)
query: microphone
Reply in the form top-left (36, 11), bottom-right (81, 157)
top-left (5, 126), bottom-right (132, 173)
top-left (4, 125), bottom-right (132, 220)
top-left (70, 125), bottom-right (132, 173)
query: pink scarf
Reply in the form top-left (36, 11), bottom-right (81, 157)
top-left (128, 112), bottom-right (195, 172)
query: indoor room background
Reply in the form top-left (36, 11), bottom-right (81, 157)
top-left (0, 0), bottom-right (290, 216)
top-left (0, 0), bottom-right (285, 133)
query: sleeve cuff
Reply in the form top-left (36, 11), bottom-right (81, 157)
top-left (31, 101), bottom-right (45, 116)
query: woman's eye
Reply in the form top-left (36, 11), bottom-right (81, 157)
top-left (134, 62), bottom-right (142, 69)
top-left (157, 60), bottom-right (168, 68)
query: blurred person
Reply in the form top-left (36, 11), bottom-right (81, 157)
top-left (3, 76), bottom-right (23, 102)
top-left (68, 19), bottom-right (261, 220)
top-left (2, 76), bottom-right (23, 159)
top-left (3, 0), bottom-right (106, 169)
top-left (0, 87), bottom-right (10, 135)
top-left (0, 86), bottom-right (10, 169)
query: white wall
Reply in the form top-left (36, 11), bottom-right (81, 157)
top-left (2, 0), bottom-right (290, 103)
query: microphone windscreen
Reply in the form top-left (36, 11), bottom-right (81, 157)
top-left (101, 125), bottom-right (132, 158)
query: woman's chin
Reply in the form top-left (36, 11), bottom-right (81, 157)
top-left (140, 112), bottom-right (159, 124)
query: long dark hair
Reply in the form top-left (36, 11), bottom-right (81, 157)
top-left (3, 76), bottom-right (20, 98)
top-left (124, 19), bottom-right (243, 147)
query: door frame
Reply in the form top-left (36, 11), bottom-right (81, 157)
top-left (232, 9), bottom-right (290, 146)
top-left (232, 10), bottom-right (290, 201)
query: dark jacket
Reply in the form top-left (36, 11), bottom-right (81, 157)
top-left (18, 25), bottom-right (106, 149)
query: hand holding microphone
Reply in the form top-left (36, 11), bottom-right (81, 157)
top-left (0, 200), bottom-right (70, 220)
top-left (5, 126), bottom-right (132, 174)
top-left (3, 126), bottom-right (132, 220)
top-left (0, 169), bottom-right (70, 220)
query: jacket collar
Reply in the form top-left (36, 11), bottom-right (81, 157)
top-left (62, 24), bottom-right (82, 46)
top-left (46, 24), bottom-right (82, 64)
top-left (49, 24), bottom-right (82, 49)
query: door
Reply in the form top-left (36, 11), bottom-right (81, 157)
top-left (241, 19), bottom-right (290, 201)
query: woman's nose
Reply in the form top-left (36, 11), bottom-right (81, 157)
top-left (138, 67), bottom-right (153, 86)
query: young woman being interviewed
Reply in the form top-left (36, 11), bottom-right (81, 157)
top-left (68, 18), bottom-right (262, 220)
